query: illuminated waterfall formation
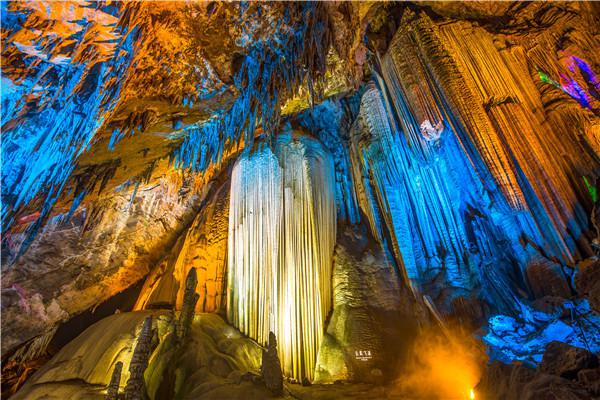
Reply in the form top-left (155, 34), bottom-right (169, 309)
top-left (227, 132), bottom-right (336, 382)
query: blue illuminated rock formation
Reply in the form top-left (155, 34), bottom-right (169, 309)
top-left (1, 2), bottom-right (137, 239)
top-left (349, 82), bottom-right (539, 309)
top-left (1, 2), bottom-right (333, 252)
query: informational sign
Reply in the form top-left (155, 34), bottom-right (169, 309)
top-left (354, 350), bottom-right (372, 361)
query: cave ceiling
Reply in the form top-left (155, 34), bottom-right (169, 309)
top-left (1, 1), bottom-right (369, 226)
top-left (3, 1), bottom-right (598, 229)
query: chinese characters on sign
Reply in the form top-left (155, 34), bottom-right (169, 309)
top-left (354, 350), bottom-right (372, 361)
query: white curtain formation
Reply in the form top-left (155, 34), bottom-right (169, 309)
top-left (227, 131), bottom-right (337, 382)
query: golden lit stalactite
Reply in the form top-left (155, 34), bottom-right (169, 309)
top-left (227, 132), bottom-right (336, 382)
top-left (436, 20), bottom-right (597, 260)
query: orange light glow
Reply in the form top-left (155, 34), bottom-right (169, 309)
top-left (392, 326), bottom-right (486, 400)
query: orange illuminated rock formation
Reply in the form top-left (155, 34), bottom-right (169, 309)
top-left (134, 178), bottom-right (230, 314)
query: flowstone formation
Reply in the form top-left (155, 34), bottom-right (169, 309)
top-left (2, 1), bottom-right (600, 399)
top-left (227, 131), bottom-right (337, 382)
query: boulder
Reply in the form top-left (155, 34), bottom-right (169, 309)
top-left (526, 259), bottom-right (571, 299)
top-left (476, 361), bottom-right (592, 400)
top-left (539, 341), bottom-right (598, 379)
top-left (450, 296), bottom-right (490, 327)
top-left (574, 258), bottom-right (600, 295)
top-left (531, 296), bottom-right (567, 316)
top-left (574, 258), bottom-right (600, 313)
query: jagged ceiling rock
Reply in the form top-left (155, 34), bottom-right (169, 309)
top-left (1, 1), bottom-right (365, 239)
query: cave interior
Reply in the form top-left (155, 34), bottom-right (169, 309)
top-left (1, 1), bottom-right (600, 399)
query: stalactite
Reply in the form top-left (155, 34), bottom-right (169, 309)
top-left (438, 21), bottom-right (595, 260)
top-left (350, 81), bottom-right (547, 312)
top-left (292, 94), bottom-right (363, 225)
top-left (172, 2), bottom-right (333, 174)
top-left (1, 2), bottom-right (336, 255)
top-left (381, 11), bottom-right (598, 263)
top-left (227, 131), bottom-right (336, 382)
top-left (1, 2), bottom-right (138, 243)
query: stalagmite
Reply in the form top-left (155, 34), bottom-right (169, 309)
top-left (261, 332), bottom-right (284, 395)
top-left (228, 131), bottom-right (336, 382)
top-left (105, 361), bottom-right (123, 400)
top-left (177, 268), bottom-right (199, 339)
top-left (124, 316), bottom-right (153, 400)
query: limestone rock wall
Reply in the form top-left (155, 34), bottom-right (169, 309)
top-left (134, 177), bottom-right (230, 314)
top-left (1, 178), bottom-right (200, 357)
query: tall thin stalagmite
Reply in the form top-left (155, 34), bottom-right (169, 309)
top-left (177, 268), bottom-right (199, 339)
top-left (105, 361), bottom-right (123, 400)
top-left (124, 316), bottom-right (153, 400)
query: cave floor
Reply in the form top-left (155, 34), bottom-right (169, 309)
top-left (11, 311), bottom-right (418, 400)
top-left (13, 380), bottom-right (413, 400)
